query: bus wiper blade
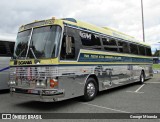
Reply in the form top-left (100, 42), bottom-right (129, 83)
top-left (30, 47), bottom-right (37, 59)
top-left (16, 48), bottom-right (26, 59)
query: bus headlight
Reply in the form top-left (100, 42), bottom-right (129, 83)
top-left (36, 80), bottom-right (46, 87)
top-left (9, 81), bottom-right (16, 85)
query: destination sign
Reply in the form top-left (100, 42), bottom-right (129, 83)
top-left (19, 19), bottom-right (55, 31)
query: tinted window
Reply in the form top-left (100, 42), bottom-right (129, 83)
top-left (9, 42), bottom-right (15, 54)
top-left (138, 46), bottom-right (145, 56)
top-left (0, 41), bottom-right (14, 57)
top-left (0, 41), bottom-right (7, 55)
top-left (102, 38), bottom-right (118, 52)
top-left (80, 31), bottom-right (101, 46)
top-left (118, 41), bottom-right (129, 53)
top-left (146, 47), bottom-right (152, 56)
top-left (60, 35), bottom-right (75, 60)
top-left (130, 43), bottom-right (138, 55)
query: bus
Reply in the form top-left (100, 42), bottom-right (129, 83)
top-left (0, 36), bottom-right (15, 90)
top-left (9, 17), bottom-right (153, 102)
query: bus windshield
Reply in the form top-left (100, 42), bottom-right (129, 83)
top-left (14, 25), bottom-right (62, 59)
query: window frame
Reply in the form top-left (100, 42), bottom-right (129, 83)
top-left (129, 43), bottom-right (139, 55)
top-left (117, 40), bottom-right (130, 54)
top-left (102, 37), bottom-right (119, 53)
top-left (60, 25), bottom-right (152, 58)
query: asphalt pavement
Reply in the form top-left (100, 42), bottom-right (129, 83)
top-left (0, 74), bottom-right (160, 121)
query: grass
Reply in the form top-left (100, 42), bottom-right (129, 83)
top-left (153, 64), bottom-right (160, 69)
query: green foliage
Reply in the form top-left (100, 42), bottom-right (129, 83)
top-left (153, 50), bottom-right (160, 56)
top-left (153, 64), bottom-right (160, 69)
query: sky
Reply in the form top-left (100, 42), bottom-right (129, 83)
top-left (0, 0), bottom-right (160, 45)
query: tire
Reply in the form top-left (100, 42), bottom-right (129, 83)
top-left (139, 71), bottom-right (145, 84)
top-left (83, 78), bottom-right (98, 101)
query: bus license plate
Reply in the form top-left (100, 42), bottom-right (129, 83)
top-left (31, 90), bottom-right (38, 94)
top-left (28, 90), bottom-right (38, 94)
top-left (22, 81), bottom-right (29, 86)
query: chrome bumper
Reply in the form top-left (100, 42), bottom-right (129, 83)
top-left (10, 87), bottom-right (65, 102)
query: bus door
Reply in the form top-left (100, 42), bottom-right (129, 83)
top-left (59, 27), bottom-right (84, 97)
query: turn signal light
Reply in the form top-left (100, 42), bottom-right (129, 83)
top-left (50, 79), bottom-right (58, 88)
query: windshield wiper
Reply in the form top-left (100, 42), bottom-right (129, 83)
top-left (15, 48), bottom-right (26, 59)
top-left (30, 47), bottom-right (37, 59)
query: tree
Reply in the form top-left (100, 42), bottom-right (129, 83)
top-left (153, 50), bottom-right (160, 57)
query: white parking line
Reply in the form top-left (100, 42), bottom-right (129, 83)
top-left (81, 102), bottom-right (130, 113)
top-left (126, 91), bottom-right (144, 94)
top-left (145, 82), bottom-right (160, 84)
top-left (135, 84), bottom-right (145, 93)
top-left (126, 84), bottom-right (145, 94)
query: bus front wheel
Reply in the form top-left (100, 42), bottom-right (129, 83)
top-left (139, 71), bottom-right (145, 84)
top-left (83, 78), bottom-right (98, 101)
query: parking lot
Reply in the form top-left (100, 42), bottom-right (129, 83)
top-left (0, 74), bottom-right (160, 120)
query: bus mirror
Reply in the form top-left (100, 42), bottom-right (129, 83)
top-left (65, 36), bottom-right (72, 54)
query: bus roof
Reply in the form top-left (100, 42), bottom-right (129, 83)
top-left (19, 17), bottom-right (150, 47)
top-left (61, 18), bottom-right (150, 47)
top-left (0, 34), bottom-right (16, 42)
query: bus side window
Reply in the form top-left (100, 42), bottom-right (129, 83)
top-left (146, 47), bottom-right (152, 56)
top-left (0, 41), bottom-right (15, 57)
top-left (102, 38), bottom-right (118, 52)
top-left (80, 31), bottom-right (101, 50)
top-left (138, 45), bottom-right (145, 56)
top-left (60, 35), bottom-right (75, 60)
top-left (130, 43), bottom-right (138, 55)
top-left (0, 41), bottom-right (7, 56)
top-left (118, 41), bottom-right (129, 53)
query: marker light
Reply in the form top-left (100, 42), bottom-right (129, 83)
top-left (50, 79), bottom-right (58, 88)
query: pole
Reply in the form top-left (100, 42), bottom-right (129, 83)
top-left (141, 0), bottom-right (145, 42)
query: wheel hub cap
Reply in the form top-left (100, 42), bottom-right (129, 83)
top-left (87, 82), bottom-right (95, 97)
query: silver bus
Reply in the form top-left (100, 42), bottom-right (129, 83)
top-left (0, 36), bottom-right (15, 90)
top-left (9, 17), bottom-right (153, 102)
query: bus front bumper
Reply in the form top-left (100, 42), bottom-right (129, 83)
top-left (10, 87), bottom-right (65, 102)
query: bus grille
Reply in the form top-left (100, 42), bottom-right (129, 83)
top-left (10, 67), bottom-right (58, 81)
top-left (10, 66), bottom-right (94, 81)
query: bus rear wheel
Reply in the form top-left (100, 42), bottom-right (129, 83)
top-left (83, 78), bottom-right (98, 101)
top-left (139, 71), bottom-right (145, 84)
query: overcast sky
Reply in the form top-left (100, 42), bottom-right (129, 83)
top-left (0, 0), bottom-right (160, 44)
